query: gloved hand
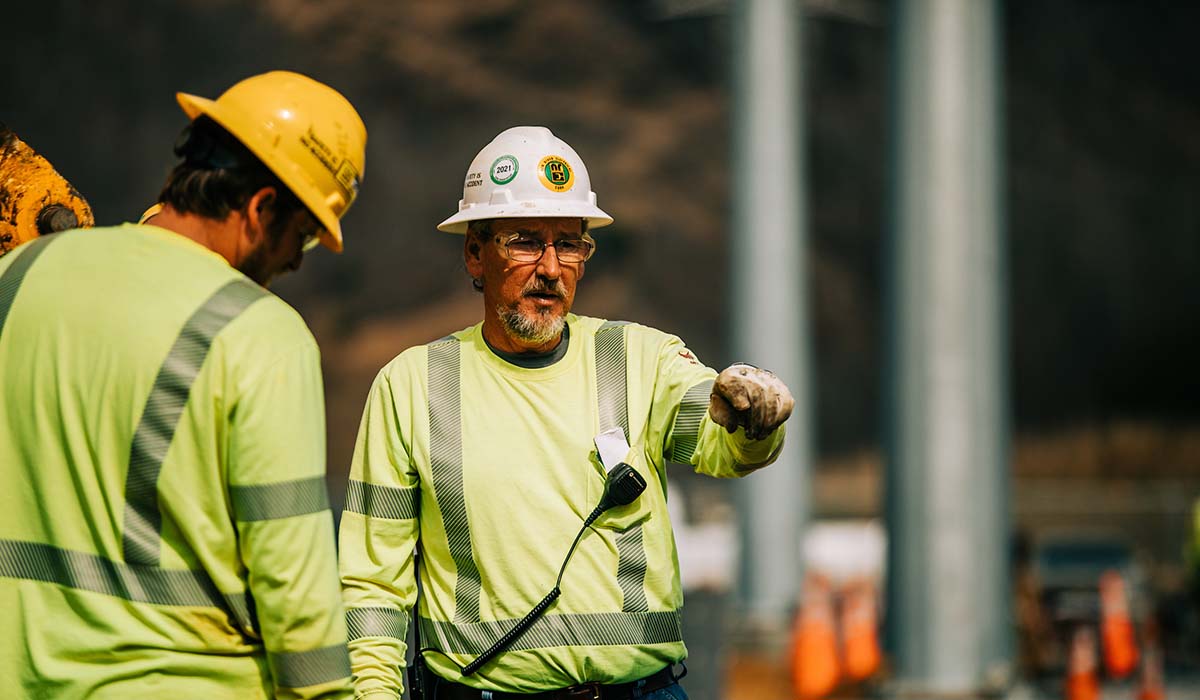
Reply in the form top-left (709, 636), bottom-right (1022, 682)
top-left (709, 363), bottom-right (794, 440)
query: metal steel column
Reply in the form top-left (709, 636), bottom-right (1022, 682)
top-left (731, 0), bottom-right (810, 646)
top-left (885, 0), bottom-right (1010, 694)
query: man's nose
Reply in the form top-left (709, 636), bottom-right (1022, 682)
top-left (535, 243), bottom-right (561, 278)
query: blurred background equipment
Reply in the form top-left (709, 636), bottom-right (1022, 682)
top-left (0, 123), bottom-right (94, 256)
top-left (1033, 533), bottom-right (1145, 673)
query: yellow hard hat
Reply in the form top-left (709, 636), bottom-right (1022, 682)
top-left (176, 71), bottom-right (366, 253)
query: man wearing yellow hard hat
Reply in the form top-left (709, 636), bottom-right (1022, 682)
top-left (0, 71), bottom-right (365, 699)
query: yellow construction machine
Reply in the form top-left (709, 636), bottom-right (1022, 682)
top-left (0, 122), bottom-right (94, 257)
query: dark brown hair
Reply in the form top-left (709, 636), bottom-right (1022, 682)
top-left (158, 116), bottom-right (304, 232)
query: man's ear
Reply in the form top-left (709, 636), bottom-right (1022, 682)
top-left (244, 187), bottom-right (277, 243)
top-left (465, 234), bottom-right (484, 278)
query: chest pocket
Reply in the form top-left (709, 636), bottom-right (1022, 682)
top-left (586, 443), bottom-right (653, 532)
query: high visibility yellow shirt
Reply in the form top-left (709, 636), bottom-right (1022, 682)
top-left (0, 226), bottom-right (351, 699)
top-left (340, 315), bottom-right (785, 697)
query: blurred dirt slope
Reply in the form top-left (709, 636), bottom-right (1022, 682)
top-left (3, 0), bottom-right (1198, 475)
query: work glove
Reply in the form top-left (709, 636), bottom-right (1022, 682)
top-left (709, 363), bottom-right (794, 441)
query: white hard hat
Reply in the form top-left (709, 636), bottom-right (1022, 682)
top-left (437, 126), bottom-right (613, 234)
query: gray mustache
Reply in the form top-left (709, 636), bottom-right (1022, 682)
top-left (523, 280), bottom-right (567, 298)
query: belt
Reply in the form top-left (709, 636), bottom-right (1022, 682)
top-left (432, 665), bottom-right (678, 700)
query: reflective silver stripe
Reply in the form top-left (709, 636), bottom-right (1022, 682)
top-left (615, 527), bottom-right (650, 612)
top-left (269, 643), bottom-right (351, 689)
top-left (230, 476), bottom-right (330, 522)
top-left (123, 278), bottom-right (267, 566)
top-left (0, 235), bottom-right (59, 339)
top-left (594, 321), bottom-right (630, 438)
top-left (427, 338), bottom-right (481, 623)
top-left (344, 479), bottom-right (418, 520)
top-left (347, 606), bottom-right (409, 641)
top-left (419, 610), bottom-right (683, 656)
top-left (0, 537), bottom-right (231, 609)
top-left (667, 379), bottom-right (714, 464)
top-left (594, 321), bottom-right (652, 612)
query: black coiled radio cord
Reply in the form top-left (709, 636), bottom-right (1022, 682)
top-left (418, 462), bottom-right (647, 678)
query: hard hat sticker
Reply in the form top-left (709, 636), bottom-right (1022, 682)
top-left (490, 155), bottom-right (519, 185)
top-left (335, 161), bottom-right (361, 200)
top-left (537, 155), bottom-right (574, 192)
top-left (301, 127), bottom-right (338, 176)
top-left (302, 125), bottom-right (360, 204)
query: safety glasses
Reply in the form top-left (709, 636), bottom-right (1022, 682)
top-left (494, 232), bottom-right (596, 263)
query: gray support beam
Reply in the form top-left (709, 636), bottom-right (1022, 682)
top-left (731, 0), bottom-right (810, 647)
top-left (885, 0), bottom-right (1010, 694)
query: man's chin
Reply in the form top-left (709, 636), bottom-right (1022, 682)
top-left (500, 306), bottom-right (566, 345)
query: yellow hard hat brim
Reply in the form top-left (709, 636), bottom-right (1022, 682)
top-left (175, 91), bottom-right (344, 253)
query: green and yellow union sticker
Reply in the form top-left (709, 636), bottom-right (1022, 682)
top-left (537, 155), bottom-right (574, 192)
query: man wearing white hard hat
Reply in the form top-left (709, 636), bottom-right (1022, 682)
top-left (339, 126), bottom-right (793, 699)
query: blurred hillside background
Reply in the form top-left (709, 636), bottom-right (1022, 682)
top-left (5, 0), bottom-right (1199, 697)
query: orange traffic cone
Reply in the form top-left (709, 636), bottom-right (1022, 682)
top-left (790, 573), bottom-right (840, 699)
top-left (1065, 626), bottom-right (1099, 700)
top-left (1099, 570), bottom-right (1139, 679)
top-left (839, 578), bottom-right (881, 682)
top-left (1136, 619), bottom-right (1165, 700)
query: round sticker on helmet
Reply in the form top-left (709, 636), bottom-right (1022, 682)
top-left (537, 155), bottom-right (574, 192)
top-left (490, 155), bottom-right (519, 185)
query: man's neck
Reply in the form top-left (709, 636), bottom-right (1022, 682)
top-left (483, 324), bottom-right (571, 369)
top-left (480, 316), bottom-right (564, 355)
top-left (147, 205), bottom-right (240, 267)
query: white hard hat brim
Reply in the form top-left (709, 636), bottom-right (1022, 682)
top-left (437, 199), bottom-right (613, 234)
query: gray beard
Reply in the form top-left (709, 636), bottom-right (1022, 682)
top-left (497, 303), bottom-right (565, 345)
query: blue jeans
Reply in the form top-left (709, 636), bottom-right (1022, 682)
top-left (636, 682), bottom-right (688, 700)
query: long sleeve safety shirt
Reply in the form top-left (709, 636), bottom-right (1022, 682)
top-left (339, 315), bottom-right (785, 697)
top-left (0, 225), bottom-right (351, 699)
